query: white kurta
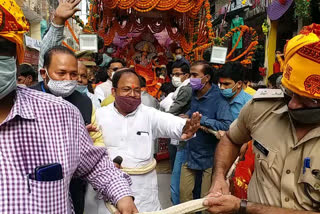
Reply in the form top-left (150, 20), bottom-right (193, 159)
top-left (84, 104), bottom-right (186, 213)
top-left (94, 79), bottom-right (112, 102)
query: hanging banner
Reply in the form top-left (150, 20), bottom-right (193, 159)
top-left (210, 46), bottom-right (228, 64)
top-left (25, 35), bottom-right (42, 51)
top-left (24, 48), bottom-right (39, 65)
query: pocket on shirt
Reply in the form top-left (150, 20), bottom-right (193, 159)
top-left (298, 168), bottom-right (320, 207)
top-left (127, 135), bottom-right (152, 161)
top-left (28, 178), bottom-right (69, 213)
top-left (252, 140), bottom-right (277, 189)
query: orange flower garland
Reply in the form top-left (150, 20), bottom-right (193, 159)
top-left (102, 0), bottom-right (203, 14)
top-left (204, 0), bottom-right (214, 40)
top-left (65, 20), bottom-right (79, 44)
top-left (157, 0), bottom-right (180, 10)
top-left (62, 41), bottom-right (76, 52)
top-left (230, 41), bottom-right (258, 62)
top-left (192, 25), bottom-right (259, 65)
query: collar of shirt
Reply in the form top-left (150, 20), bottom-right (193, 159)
top-left (272, 104), bottom-right (288, 114)
top-left (2, 88), bottom-right (36, 125)
top-left (194, 84), bottom-right (218, 100)
top-left (173, 79), bottom-right (190, 100)
top-left (230, 89), bottom-right (252, 105)
top-left (272, 104), bottom-right (320, 145)
top-left (112, 102), bottom-right (142, 117)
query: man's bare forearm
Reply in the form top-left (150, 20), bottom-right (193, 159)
top-left (247, 202), bottom-right (318, 214)
top-left (212, 133), bottom-right (242, 179)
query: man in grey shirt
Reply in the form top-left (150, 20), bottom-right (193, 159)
top-left (167, 63), bottom-right (193, 205)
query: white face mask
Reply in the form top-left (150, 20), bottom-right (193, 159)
top-left (0, 56), bottom-right (17, 99)
top-left (172, 76), bottom-right (182, 88)
top-left (46, 70), bottom-right (77, 97)
top-left (175, 54), bottom-right (182, 60)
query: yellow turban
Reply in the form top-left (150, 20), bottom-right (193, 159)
top-left (281, 24), bottom-right (320, 99)
top-left (0, 0), bottom-right (29, 63)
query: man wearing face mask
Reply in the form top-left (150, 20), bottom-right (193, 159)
top-left (206, 24), bottom-right (320, 214)
top-left (94, 58), bottom-right (126, 103)
top-left (218, 62), bottom-right (252, 120)
top-left (167, 63), bottom-right (193, 205)
top-left (75, 51), bottom-right (101, 109)
top-left (30, 45), bottom-right (105, 214)
top-left (29, 1), bottom-right (105, 212)
top-left (169, 63), bottom-right (192, 115)
top-left (0, 1), bottom-right (137, 214)
top-left (173, 47), bottom-right (190, 68)
top-left (180, 61), bottom-right (233, 205)
top-left (91, 68), bottom-right (202, 213)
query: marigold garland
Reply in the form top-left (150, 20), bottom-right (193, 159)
top-left (87, 0), bottom-right (209, 55)
top-left (102, 0), bottom-right (204, 15)
top-left (65, 20), bottom-right (79, 44)
top-left (204, 0), bottom-right (214, 40)
top-left (62, 41), bottom-right (76, 52)
top-left (192, 25), bottom-right (259, 66)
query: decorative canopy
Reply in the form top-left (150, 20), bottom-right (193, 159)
top-left (103, 0), bottom-right (204, 16)
top-left (85, 0), bottom-right (213, 55)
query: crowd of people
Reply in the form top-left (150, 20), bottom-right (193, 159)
top-left (0, 0), bottom-right (320, 214)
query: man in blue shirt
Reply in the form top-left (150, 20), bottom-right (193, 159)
top-left (180, 61), bottom-right (233, 204)
top-left (218, 62), bottom-right (252, 120)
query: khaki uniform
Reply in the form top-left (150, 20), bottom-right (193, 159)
top-left (229, 98), bottom-right (320, 211)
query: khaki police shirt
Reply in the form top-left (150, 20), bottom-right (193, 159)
top-left (228, 99), bottom-right (320, 211)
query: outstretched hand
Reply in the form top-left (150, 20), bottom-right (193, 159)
top-left (54, 0), bottom-right (81, 25)
top-left (181, 112), bottom-right (201, 140)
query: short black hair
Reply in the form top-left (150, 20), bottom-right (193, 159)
top-left (268, 72), bottom-right (283, 87)
top-left (98, 36), bottom-right (104, 50)
top-left (160, 82), bottom-right (176, 95)
top-left (174, 47), bottom-right (183, 53)
top-left (95, 67), bottom-right (108, 83)
top-left (107, 58), bottom-right (126, 70)
top-left (17, 64), bottom-right (37, 81)
top-left (112, 68), bottom-right (140, 88)
top-left (203, 47), bottom-right (212, 63)
top-left (171, 63), bottom-right (190, 74)
top-left (218, 62), bottom-right (244, 83)
top-left (191, 60), bottom-right (215, 83)
top-left (43, 46), bottom-right (76, 69)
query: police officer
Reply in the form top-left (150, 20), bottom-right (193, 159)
top-left (204, 24), bottom-right (320, 213)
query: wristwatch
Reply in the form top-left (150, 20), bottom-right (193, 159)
top-left (237, 199), bottom-right (248, 214)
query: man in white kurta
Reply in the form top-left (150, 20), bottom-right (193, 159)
top-left (84, 68), bottom-right (201, 213)
top-left (97, 102), bottom-right (186, 212)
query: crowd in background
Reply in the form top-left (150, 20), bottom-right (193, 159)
top-left (1, 0), bottom-right (320, 214)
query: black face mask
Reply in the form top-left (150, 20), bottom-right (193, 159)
top-left (288, 108), bottom-right (320, 124)
top-left (284, 94), bottom-right (320, 124)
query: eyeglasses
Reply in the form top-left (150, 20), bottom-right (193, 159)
top-left (171, 73), bottom-right (185, 77)
top-left (116, 87), bottom-right (141, 96)
top-left (280, 85), bottom-right (319, 106)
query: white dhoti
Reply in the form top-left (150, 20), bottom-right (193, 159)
top-left (88, 104), bottom-right (187, 214)
top-left (84, 169), bottom-right (161, 214)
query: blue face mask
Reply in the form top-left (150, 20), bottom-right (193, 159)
top-left (220, 84), bottom-right (237, 98)
top-left (0, 56), bottom-right (17, 99)
top-left (75, 84), bottom-right (88, 94)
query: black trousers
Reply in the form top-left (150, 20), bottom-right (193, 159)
top-left (70, 178), bottom-right (87, 214)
